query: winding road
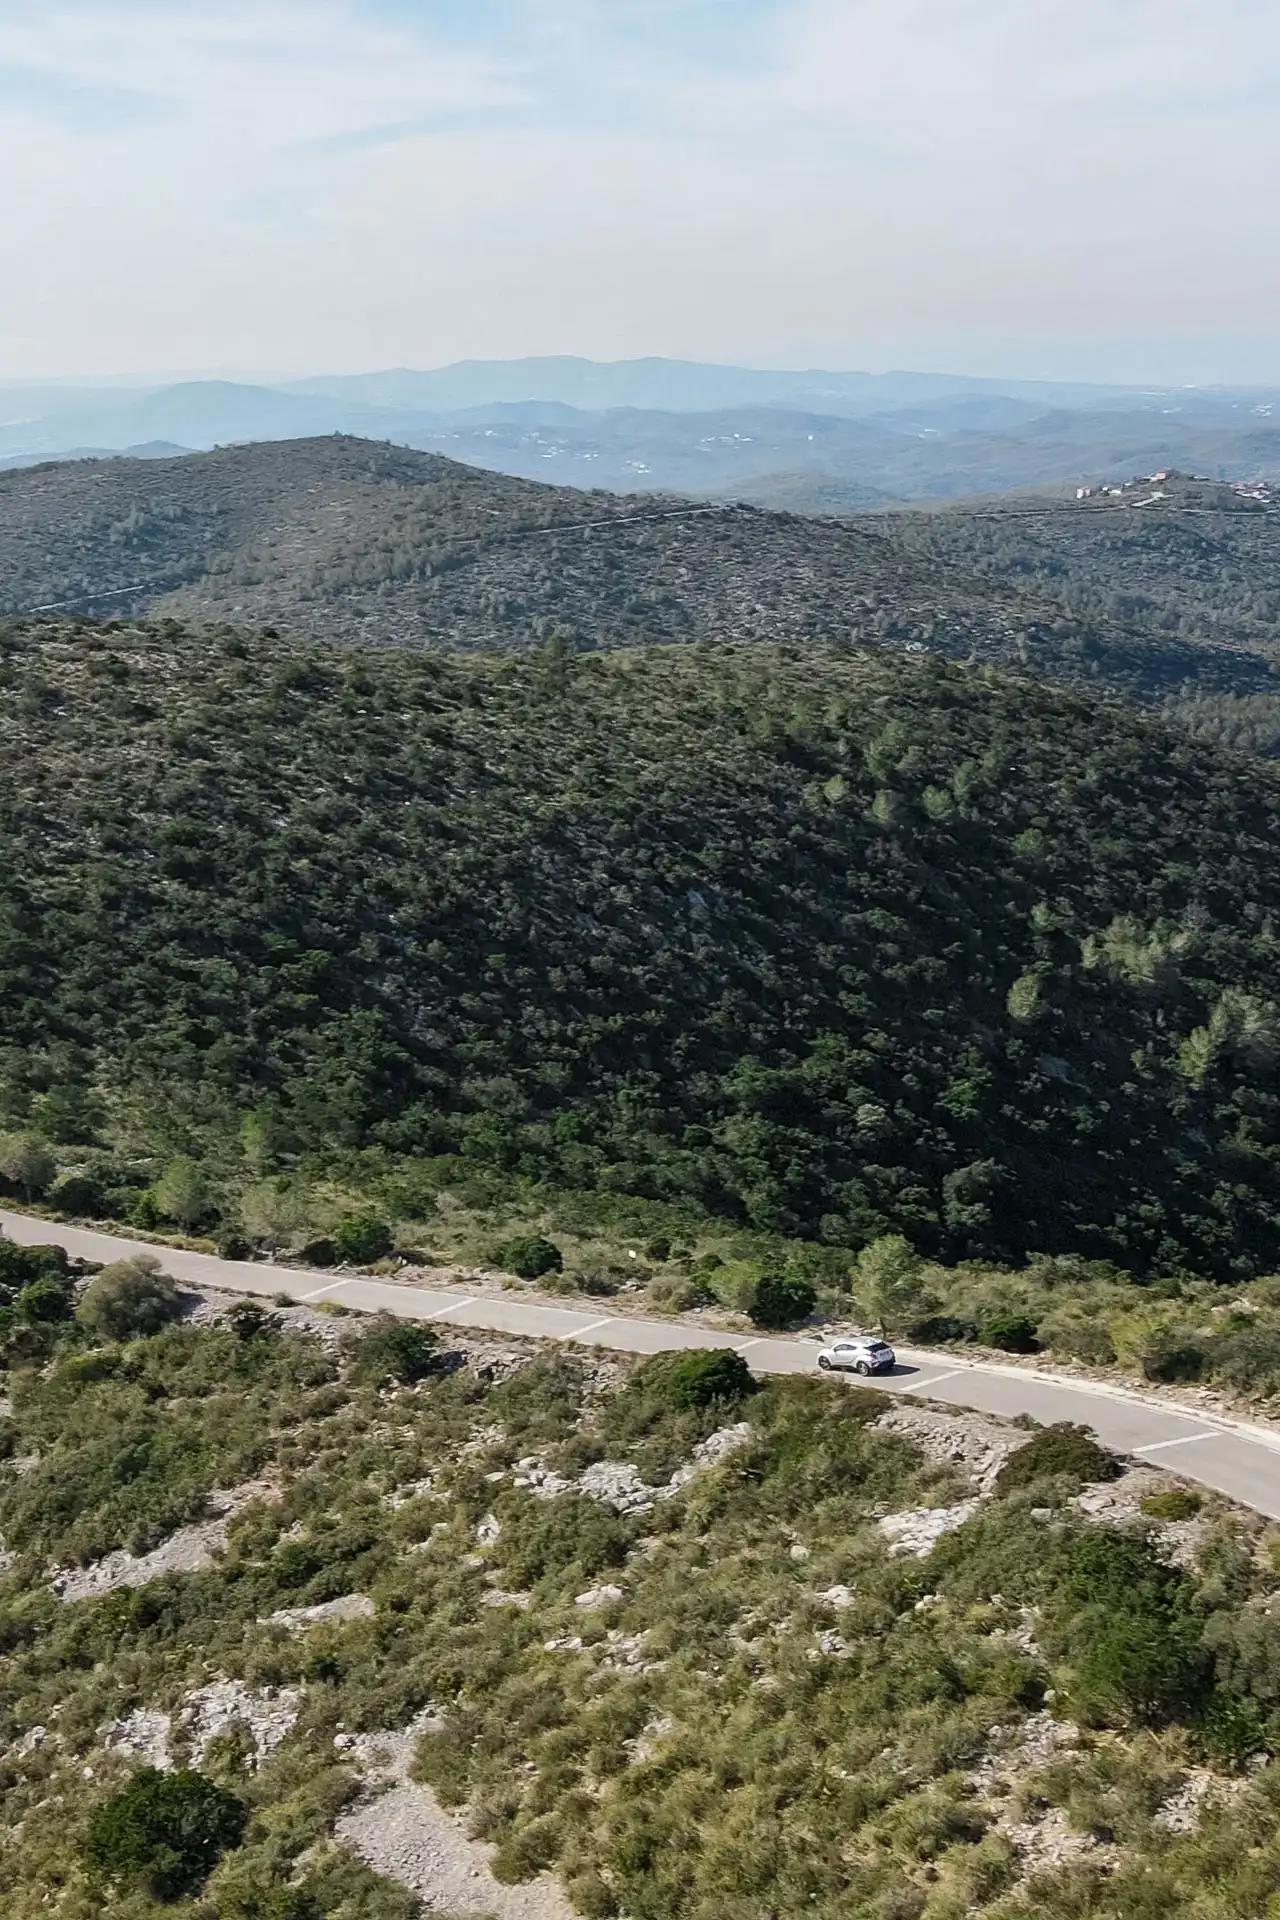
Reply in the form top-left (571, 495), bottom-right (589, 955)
top-left (6, 1207), bottom-right (1280, 1518)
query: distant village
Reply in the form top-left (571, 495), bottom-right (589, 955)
top-left (1075, 470), bottom-right (1277, 508)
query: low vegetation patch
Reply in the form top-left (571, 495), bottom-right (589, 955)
top-left (0, 1271), bottom-right (1278, 1918)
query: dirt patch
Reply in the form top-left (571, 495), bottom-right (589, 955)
top-left (53, 1475), bottom-right (283, 1602)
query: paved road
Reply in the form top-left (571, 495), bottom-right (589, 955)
top-left (7, 1208), bottom-right (1280, 1517)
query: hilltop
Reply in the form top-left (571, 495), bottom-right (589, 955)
top-left (5, 436), bottom-right (1280, 709)
top-left (2, 620), bottom-right (1280, 1283)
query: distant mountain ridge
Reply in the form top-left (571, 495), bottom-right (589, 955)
top-left (4, 355), bottom-right (1280, 507)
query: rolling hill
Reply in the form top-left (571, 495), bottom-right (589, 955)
top-left (5, 438), bottom-right (1280, 711)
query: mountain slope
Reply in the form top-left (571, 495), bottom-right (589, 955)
top-left (3, 620), bottom-right (1280, 1278)
top-left (5, 436), bottom-right (1278, 706)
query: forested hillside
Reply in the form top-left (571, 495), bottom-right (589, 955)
top-left (3, 619), bottom-right (1280, 1280)
top-left (900, 477), bottom-right (1280, 727)
top-left (5, 437), bottom-right (1280, 708)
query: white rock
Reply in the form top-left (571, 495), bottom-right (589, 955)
top-left (574, 1583), bottom-right (624, 1609)
top-left (266, 1593), bottom-right (374, 1633)
top-left (877, 1500), bottom-right (979, 1559)
top-left (102, 1709), bottom-right (172, 1770)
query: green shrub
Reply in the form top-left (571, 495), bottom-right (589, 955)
top-left (1140, 1487), bottom-right (1202, 1521)
top-left (130, 1189), bottom-right (162, 1230)
top-left (497, 1233), bottom-right (563, 1280)
top-left (82, 1767), bottom-right (246, 1899)
top-left (648, 1274), bottom-right (713, 1312)
top-left (995, 1423), bottom-right (1120, 1494)
top-left (297, 1235), bottom-right (337, 1268)
top-left (48, 1170), bottom-right (104, 1216)
top-left (221, 1300), bottom-right (280, 1341)
top-left (0, 1235), bottom-right (71, 1298)
top-left (1142, 1333), bottom-right (1209, 1383)
top-left (1207, 1324), bottom-right (1280, 1396)
top-left (14, 1275), bottom-right (74, 1324)
top-left (353, 1316), bottom-right (439, 1384)
top-left (0, 1131), bottom-right (56, 1199)
top-left (216, 1231), bottom-right (252, 1261)
top-left (981, 1310), bottom-right (1041, 1353)
top-left (76, 1256), bottom-right (184, 1340)
top-left (635, 1347), bottom-right (757, 1413)
top-left (749, 1273), bottom-right (816, 1329)
top-left (909, 1312), bottom-right (979, 1345)
top-left (152, 1155), bottom-right (211, 1230)
top-left (217, 1890), bottom-right (320, 1920)
top-left (332, 1212), bottom-right (394, 1264)
top-left (573, 1269), bottom-right (621, 1297)
top-left (1070, 1601), bottom-right (1210, 1728)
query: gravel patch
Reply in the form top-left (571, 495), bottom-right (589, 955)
top-left (53, 1475), bottom-right (282, 1602)
top-left (102, 1707), bottom-right (172, 1769)
top-left (384, 1476), bottom-right (437, 1510)
top-left (514, 1423), bottom-right (754, 1516)
top-left (962, 1713), bottom-right (1114, 1874)
top-left (966, 1711), bottom-right (1079, 1799)
top-left (335, 1715), bottom-right (576, 1919)
top-left (102, 1679), bottom-right (302, 1772)
top-left (184, 1286), bottom-right (348, 1350)
top-left (1154, 1767), bottom-right (1248, 1833)
top-left (1002, 1802), bottom-right (1118, 1877)
top-left (877, 1403), bottom-right (1025, 1491)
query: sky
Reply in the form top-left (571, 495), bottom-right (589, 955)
top-left (3, 0), bottom-right (1280, 386)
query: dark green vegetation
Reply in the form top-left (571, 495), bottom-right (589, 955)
top-left (83, 1768), bottom-right (247, 1899)
top-left (993, 1425), bottom-right (1121, 1496)
top-left (5, 621), bottom-right (1280, 1286)
top-left (4, 1311), bottom-right (1280, 1919)
top-left (7, 438), bottom-right (1280, 709)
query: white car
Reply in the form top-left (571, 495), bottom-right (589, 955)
top-left (816, 1335), bottom-right (896, 1376)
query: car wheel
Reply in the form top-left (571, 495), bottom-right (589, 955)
top-left (856, 1360), bottom-right (871, 1376)
top-left (817, 1354), bottom-right (833, 1371)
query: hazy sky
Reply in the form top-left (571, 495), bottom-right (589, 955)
top-left (4, 0), bottom-right (1280, 385)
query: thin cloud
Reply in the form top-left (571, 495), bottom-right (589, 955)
top-left (3, 0), bottom-right (1279, 380)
